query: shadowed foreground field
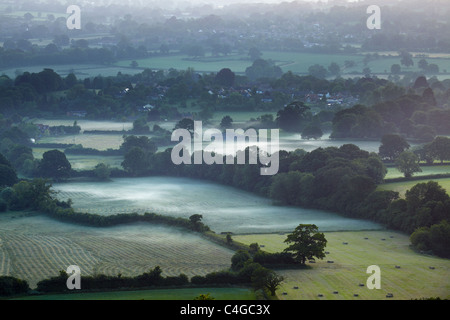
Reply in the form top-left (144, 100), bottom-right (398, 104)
top-left (234, 231), bottom-right (450, 300)
top-left (0, 212), bottom-right (234, 289)
top-left (13, 287), bottom-right (256, 300)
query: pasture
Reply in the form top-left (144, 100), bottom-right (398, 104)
top-left (14, 287), bottom-right (256, 300)
top-left (52, 177), bottom-right (383, 234)
top-left (234, 231), bottom-right (450, 300)
top-left (29, 119), bottom-right (134, 132)
top-left (0, 64), bottom-right (143, 79)
top-left (36, 134), bottom-right (126, 151)
top-left (115, 51), bottom-right (450, 76)
top-left (385, 165), bottom-right (450, 179)
top-left (2, 50), bottom-right (450, 80)
top-left (0, 212), bottom-right (235, 289)
top-left (378, 178), bottom-right (450, 197)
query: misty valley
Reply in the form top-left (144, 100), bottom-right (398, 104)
top-left (0, 0), bottom-right (449, 305)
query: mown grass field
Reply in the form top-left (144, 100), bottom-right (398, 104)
top-left (13, 287), bottom-right (256, 300)
top-left (0, 212), bottom-right (235, 289)
top-left (378, 178), bottom-right (450, 197)
top-left (234, 231), bottom-right (450, 300)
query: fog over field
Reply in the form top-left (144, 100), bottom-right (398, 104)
top-left (54, 177), bottom-right (383, 234)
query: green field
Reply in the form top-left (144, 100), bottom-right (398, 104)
top-left (0, 64), bottom-right (144, 79)
top-left (115, 51), bottom-right (450, 76)
top-left (115, 51), bottom-right (367, 75)
top-left (13, 287), bottom-right (256, 300)
top-left (378, 178), bottom-right (450, 197)
top-left (2, 50), bottom-right (450, 79)
top-left (385, 165), bottom-right (450, 179)
top-left (234, 231), bottom-right (450, 300)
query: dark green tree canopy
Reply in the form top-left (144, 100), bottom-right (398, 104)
top-left (0, 164), bottom-right (18, 187)
top-left (38, 150), bottom-right (71, 180)
top-left (283, 224), bottom-right (327, 265)
top-left (379, 134), bottom-right (410, 161)
top-left (276, 101), bottom-right (310, 132)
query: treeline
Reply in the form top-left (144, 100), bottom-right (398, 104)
top-left (0, 177), bottom-right (210, 233)
top-left (35, 249), bottom-right (286, 295)
top-left (0, 47), bottom-right (117, 69)
top-left (36, 267), bottom-right (188, 293)
top-left (140, 145), bottom-right (449, 258)
top-left (36, 237), bottom-right (290, 296)
top-left (330, 80), bottom-right (450, 141)
top-left (0, 276), bottom-right (30, 297)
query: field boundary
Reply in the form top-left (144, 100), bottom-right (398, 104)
top-left (383, 173), bottom-right (450, 183)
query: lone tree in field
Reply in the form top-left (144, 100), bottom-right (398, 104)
top-left (276, 101), bottom-right (310, 132)
top-left (220, 115), bottom-right (233, 130)
top-left (395, 151), bottom-right (422, 178)
top-left (283, 224), bottom-right (327, 265)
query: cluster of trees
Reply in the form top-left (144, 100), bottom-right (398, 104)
top-left (414, 136), bottom-right (450, 164)
top-left (0, 276), bottom-right (30, 297)
top-left (377, 135), bottom-right (450, 178)
top-left (0, 45), bottom-right (120, 69)
top-left (330, 88), bottom-right (450, 141)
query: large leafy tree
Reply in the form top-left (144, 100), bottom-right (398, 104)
top-left (251, 268), bottom-right (284, 297)
top-left (379, 134), bottom-right (410, 161)
top-left (121, 146), bottom-right (150, 176)
top-left (38, 150), bottom-right (71, 180)
top-left (120, 135), bottom-right (157, 155)
top-left (174, 118), bottom-right (195, 134)
top-left (283, 224), bottom-right (327, 265)
top-left (0, 164), bottom-right (18, 187)
top-left (276, 101), bottom-right (310, 132)
top-left (427, 136), bottom-right (450, 163)
top-left (215, 68), bottom-right (235, 87)
top-left (395, 151), bottom-right (422, 178)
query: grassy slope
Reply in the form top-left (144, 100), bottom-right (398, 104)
top-left (234, 231), bottom-right (450, 300)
